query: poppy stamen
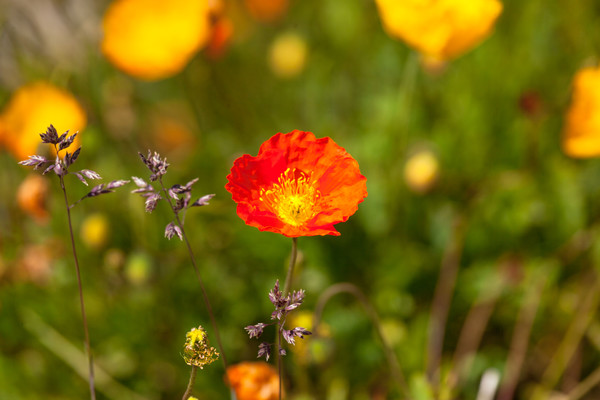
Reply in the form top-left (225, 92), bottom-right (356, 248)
top-left (259, 168), bottom-right (320, 227)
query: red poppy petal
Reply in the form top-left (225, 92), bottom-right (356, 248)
top-left (226, 130), bottom-right (367, 237)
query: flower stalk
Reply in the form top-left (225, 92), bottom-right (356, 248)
top-left (182, 366), bottom-right (197, 400)
top-left (277, 237), bottom-right (299, 399)
top-left (158, 176), bottom-right (228, 369)
top-left (19, 126), bottom-right (128, 399)
top-left (312, 282), bottom-right (409, 398)
top-left (132, 150), bottom-right (227, 371)
top-left (181, 326), bottom-right (219, 399)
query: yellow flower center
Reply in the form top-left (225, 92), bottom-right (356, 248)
top-left (260, 168), bottom-right (321, 226)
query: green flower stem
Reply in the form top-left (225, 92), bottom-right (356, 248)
top-left (278, 237), bottom-right (299, 400)
top-left (59, 173), bottom-right (96, 400)
top-left (158, 178), bottom-right (228, 370)
top-left (312, 282), bottom-right (409, 398)
top-left (283, 237), bottom-right (298, 294)
top-left (182, 365), bottom-right (198, 400)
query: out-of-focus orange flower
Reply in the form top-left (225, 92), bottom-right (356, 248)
top-left (404, 149), bottom-right (439, 194)
top-left (375, 0), bottom-right (503, 61)
top-left (226, 362), bottom-right (279, 400)
top-left (205, 0), bottom-right (234, 59)
top-left (268, 32), bottom-right (308, 79)
top-left (147, 106), bottom-right (197, 157)
top-left (563, 66), bottom-right (600, 158)
top-left (244, 0), bottom-right (288, 23)
top-left (225, 130), bottom-right (367, 237)
top-left (17, 243), bottom-right (56, 285)
top-left (206, 16), bottom-right (234, 59)
top-left (0, 82), bottom-right (86, 160)
top-left (101, 0), bottom-right (211, 81)
top-left (17, 174), bottom-right (50, 223)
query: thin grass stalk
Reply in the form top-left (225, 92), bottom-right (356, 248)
top-left (59, 174), bottom-right (96, 400)
top-left (539, 274), bottom-right (600, 392)
top-left (427, 216), bottom-right (466, 384)
top-left (566, 363), bottom-right (600, 400)
top-left (312, 282), bottom-right (409, 398)
top-left (497, 275), bottom-right (546, 400)
top-left (158, 178), bottom-right (228, 369)
top-left (448, 291), bottom-right (500, 390)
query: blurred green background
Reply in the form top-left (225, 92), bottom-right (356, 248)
top-left (1, 0), bottom-right (600, 399)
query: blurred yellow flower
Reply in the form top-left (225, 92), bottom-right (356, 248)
top-left (404, 149), bottom-right (439, 194)
top-left (101, 0), bottom-right (211, 81)
top-left (80, 213), bottom-right (110, 250)
top-left (375, 0), bottom-right (503, 61)
top-left (268, 32), bottom-right (308, 79)
top-left (288, 311), bottom-right (330, 365)
top-left (563, 66), bottom-right (600, 158)
top-left (0, 82), bottom-right (86, 160)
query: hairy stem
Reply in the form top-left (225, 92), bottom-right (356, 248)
top-left (59, 174), bottom-right (96, 400)
top-left (277, 237), bottom-right (298, 400)
top-left (283, 238), bottom-right (298, 295)
top-left (158, 179), bottom-right (228, 369)
top-left (182, 365), bottom-right (198, 400)
top-left (312, 282), bottom-right (409, 398)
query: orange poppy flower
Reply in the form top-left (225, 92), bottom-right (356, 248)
top-left (225, 130), bottom-right (367, 237)
top-left (17, 173), bottom-right (50, 223)
top-left (226, 362), bottom-right (279, 400)
top-left (0, 82), bottom-right (86, 160)
top-left (101, 0), bottom-right (211, 81)
top-left (375, 0), bottom-right (503, 61)
top-left (563, 65), bottom-right (600, 158)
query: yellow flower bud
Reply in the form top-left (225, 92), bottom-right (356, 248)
top-left (80, 213), bottom-right (110, 250)
top-left (268, 33), bottom-right (308, 79)
top-left (404, 149), bottom-right (439, 194)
